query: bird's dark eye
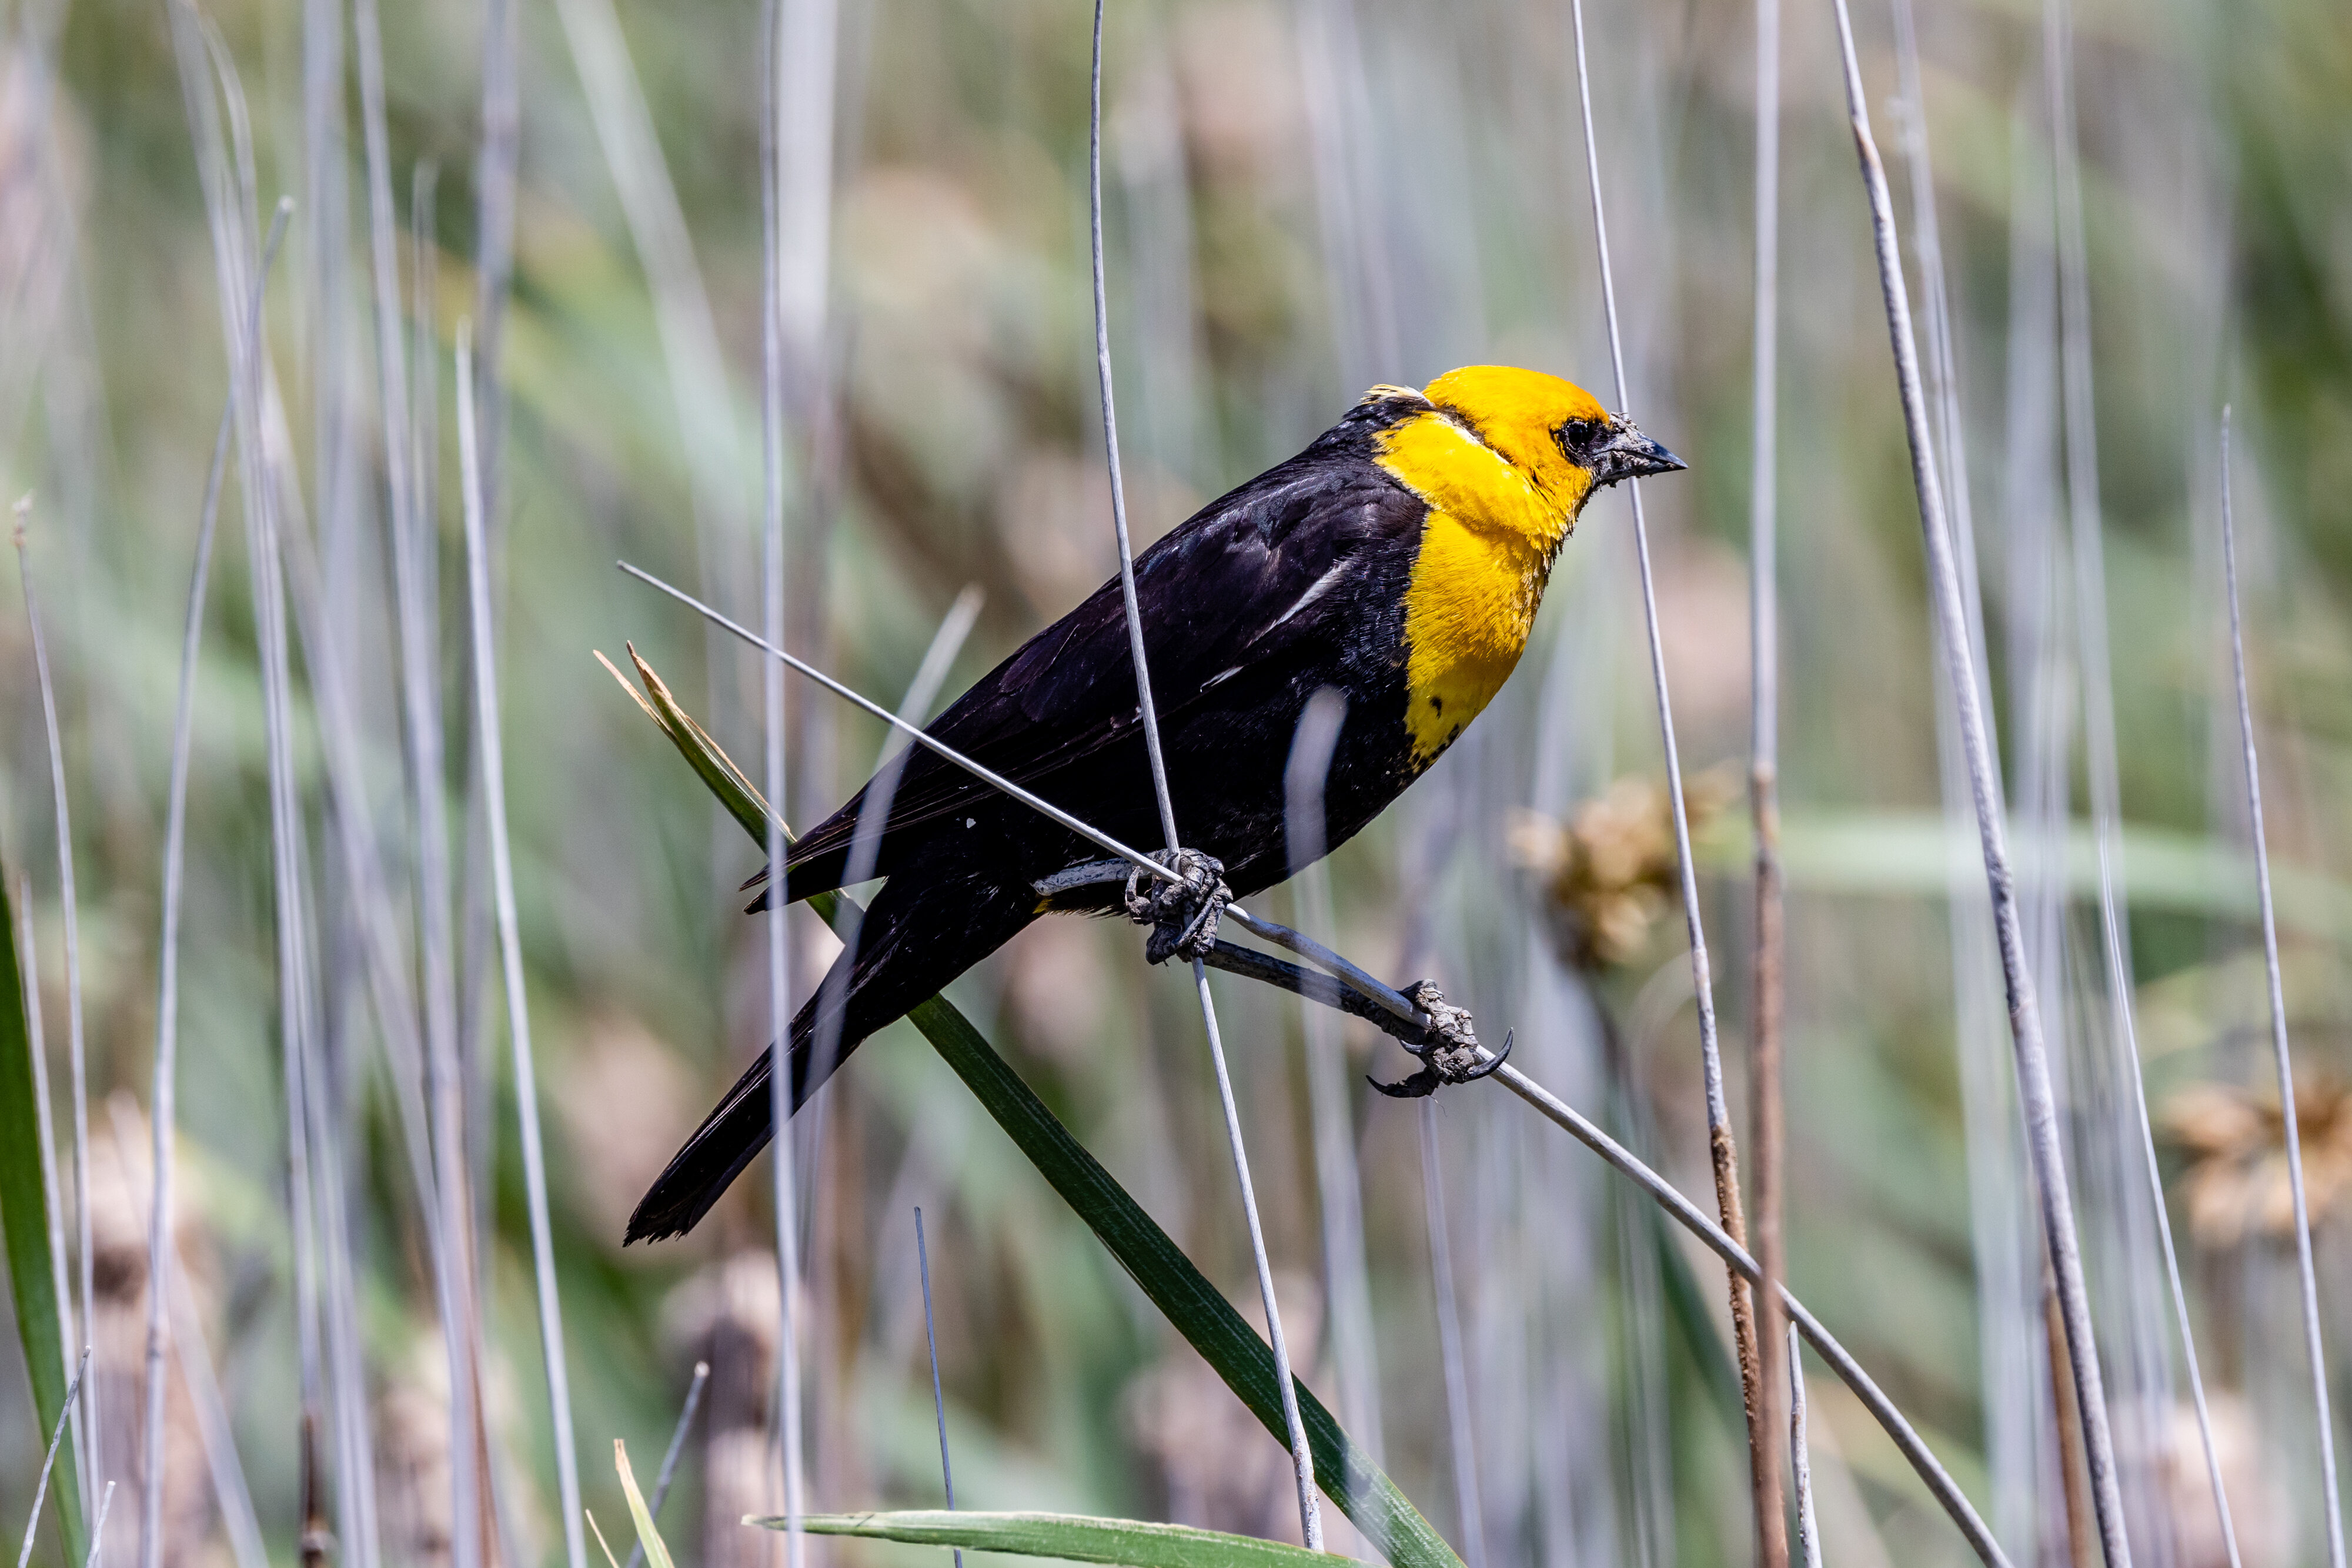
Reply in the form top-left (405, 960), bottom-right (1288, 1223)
top-left (1554, 416), bottom-right (1606, 461)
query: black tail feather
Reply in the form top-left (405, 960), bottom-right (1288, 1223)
top-left (626, 866), bottom-right (1035, 1243)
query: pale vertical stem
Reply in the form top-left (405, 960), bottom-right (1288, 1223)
top-left (15, 880), bottom-right (80, 1529)
top-left (300, 0), bottom-right (349, 641)
top-left (2042, 3), bottom-right (2181, 1545)
top-left (2025, 0), bottom-right (2235, 1544)
top-left (16, 503), bottom-right (95, 1539)
top-left (299, 12), bottom-right (382, 1557)
top-left (107, 1095), bottom-right (267, 1568)
top-left (1786, 1324), bottom-right (1822, 1568)
top-left (774, 0), bottom-right (841, 995)
top-left (1745, 0), bottom-right (1789, 1553)
top-left (17, 1352), bottom-right (88, 1568)
top-left (757, 1), bottom-right (808, 1560)
top-left (1419, 1106), bottom-right (1486, 1568)
top-left (1284, 690), bottom-right (1384, 1504)
top-left (1295, 0), bottom-right (1399, 393)
top-left (1087, 0), bottom-right (1319, 1546)
top-left (2220, 409), bottom-right (2343, 1568)
top-left (78, 1483), bottom-right (114, 1568)
top-left (805, 587), bottom-right (982, 1092)
top-left (549, 0), bottom-right (755, 719)
top-left (914, 1210), bottom-right (964, 1568)
top-left (349, 2), bottom-right (485, 1557)
top-left (471, 0), bottom-right (517, 528)
top-left (457, 325), bottom-right (589, 1568)
top-left (1569, 0), bottom-right (1767, 1524)
top-left (623, 1362), bottom-right (709, 1568)
top-left (144, 205), bottom-right (288, 1568)
top-left (1822, 2), bottom-right (2129, 1562)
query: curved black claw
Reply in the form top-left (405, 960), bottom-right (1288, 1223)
top-left (1368, 1064), bottom-right (1442, 1099)
top-left (1458, 1027), bottom-right (1513, 1083)
top-left (1367, 976), bottom-right (1511, 1096)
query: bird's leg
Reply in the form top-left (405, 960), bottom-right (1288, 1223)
top-left (1367, 984), bottom-right (1513, 1099)
top-left (1123, 848), bottom-right (1232, 964)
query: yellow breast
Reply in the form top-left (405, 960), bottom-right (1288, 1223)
top-left (1375, 412), bottom-right (1572, 765)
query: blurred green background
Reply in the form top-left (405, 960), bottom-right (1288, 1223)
top-left (2, 0), bottom-right (2350, 1562)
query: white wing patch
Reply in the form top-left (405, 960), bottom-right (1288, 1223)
top-left (1265, 559), bottom-right (1352, 636)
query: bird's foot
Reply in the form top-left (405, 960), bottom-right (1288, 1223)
top-left (1124, 848), bottom-right (1232, 964)
top-left (1368, 982), bottom-right (1512, 1098)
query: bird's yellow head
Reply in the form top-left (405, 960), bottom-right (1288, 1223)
top-left (1420, 365), bottom-right (1685, 516)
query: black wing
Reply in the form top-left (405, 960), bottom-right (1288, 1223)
top-left (773, 409), bottom-right (1427, 899)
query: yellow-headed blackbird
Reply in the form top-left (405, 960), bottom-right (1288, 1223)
top-left (627, 365), bottom-right (1682, 1242)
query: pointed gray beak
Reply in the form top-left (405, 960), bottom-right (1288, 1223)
top-left (1590, 418), bottom-right (1686, 488)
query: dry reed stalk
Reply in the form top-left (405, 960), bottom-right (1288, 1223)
top-left (550, 0), bottom-right (754, 743)
top-left (1786, 1323), bottom-right (1820, 1568)
top-left (14, 1350), bottom-right (84, 1568)
top-left (457, 322), bottom-right (590, 1568)
top-left (623, 1362), bottom-right (710, 1568)
top-left (80, 1482), bottom-right (113, 1568)
top-left (13, 877), bottom-right (82, 1546)
top-left (1745, 0), bottom-right (1789, 1554)
top-left (348, 2), bottom-right (492, 1556)
top-left (169, 35), bottom-right (358, 1568)
top-left (471, 0), bottom-right (518, 529)
top-left (2039, 0), bottom-right (2190, 1539)
top-left (1566, 0), bottom-right (1770, 1541)
top-left (2026, 0), bottom-right (2241, 1542)
top-left (1824, 1), bottom-right (2129, 1560)
top-left (757, 1), bottom-right (809, 1558)
top-left (16, 497), bottom-right (96, 1544)
top-left (1294, 0), bottom-right (1399, 395)
top-left (915, 1211), bottom-right (963, 1568)
top-left (1085, 0), bottom-right (1320, 1545)
top-left (295, 15), bottom-right (377, 1559)
top-left (140, 201), bottom-right (286, 1568)
top-left (2221, 409), bottom-right (2343, 1567)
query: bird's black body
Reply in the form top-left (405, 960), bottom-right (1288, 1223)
top-left (628, 386), bottom-right (1595, 1243)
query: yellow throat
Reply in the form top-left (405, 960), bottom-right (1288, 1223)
top-left (1374, 373), bottom-right (1599, 765)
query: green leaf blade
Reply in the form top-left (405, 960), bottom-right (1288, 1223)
top-left (606, 648), bottom-right (1462, 1568)
top-left (756, 1510), bottom-right (1357, 1567)
top-left (614, 1440), bottom-right (677, 1568)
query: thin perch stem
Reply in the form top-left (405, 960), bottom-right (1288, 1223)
top-left (1087, 1), bottom-right (1319, 1543)
top-left (2221, 407), bottom-right (2343, 1568)
top-left (1481, 1055), bottom-right (2012, 1568)
top-left (1825, 1), bottom-right (2129, 1561)
top-left (1568, 0), bottom-right (1768, 1531)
